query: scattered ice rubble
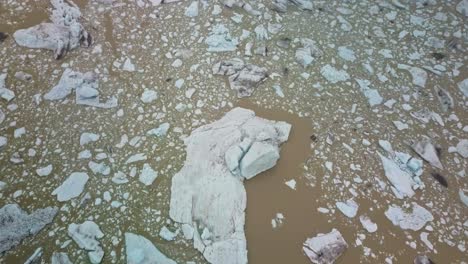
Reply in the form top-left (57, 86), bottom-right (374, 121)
top-left (377, 140), bottom-right (424, 199)
top-left (169, 107), bottom-right (291, 264)
top-left (13, 0), bottom-right (91, 59)
top-left (0, 204), bottom-right (58, 254)
top-left (68, 221), bottom-right (104, 263)
top-left (212, 58), bottom-right (268, 98)
top-left (44, 69), bottom-right (117, 108)
top-left (302, 229), bottom-right (348, 264)
top-left (0, 73), bottom-right (15, 102)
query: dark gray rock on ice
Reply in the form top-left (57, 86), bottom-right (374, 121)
top-left (0, 204), bottom-right (58, 254)
top-left (0, 32), bottom-right (7, 43)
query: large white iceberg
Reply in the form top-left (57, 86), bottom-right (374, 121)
top-left (169, 107), bottom-right (291, 264)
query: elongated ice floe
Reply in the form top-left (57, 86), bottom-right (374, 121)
top-left (169, 107), bottom-right (291, 264)
top-left (52, 172), bottom-right (89, 202)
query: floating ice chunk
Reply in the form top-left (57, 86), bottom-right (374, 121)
top-left (140, 90), bottom-right (158, 103)
top-left (13, 0), bottom-right (91, 59)
top-left (14, 127), bottom-right (26, 138)
top-left (0, 73), bottom-right (15, 102)
top-left (0, 204), bottom-right (58, 254)
top-left (456, 0), bottom-right (468, 16)
top-left (52, 172), bottom-right (89, 202)
top-left (240, 142), bottom-right (280, 179)
top-left (336, 200), bottom-right (358, 218)
top-left (169, 107), bottom-right (290, 264)
top-left (51, 252), bottom-right (73, 264)
top-left (420, 232), bottom-right (433, 250)
top-left (397, 64), bottom-right (427, 88)
top-left (126, 153), bottom-right (147, 164)
top-left (125, 233), bottom-right (176, 264)
top-left (80, 132), bottom-right (100, 146)
top-left (205, 24), bottom-right (238, 52)
top-left (378, 153), bottom-right (416, 198)
top-left (159, 226), bottom-right (178, 241)
top-left (24, 247), bottom-right (42, 264)
top-left (434, 86), bottom-right (453, 112)
top-left (356, 79), bottom-right (383, 106)
top-left (459, 190), bottom-right (468, 207)
top-left (273, 84), bottom-right (285, 98)
top-left (384, 202), bottom-right (433, 231)
top-left (45, 69), bottom-right (117, 108)
top-left (458, 78), bottom-right (468, 97)
top-left (112, 171), bottom-right (128, 184)
top-left (185, 1), bottom-right (199, 17)
top-left (303, 229), bottom-right (348, 264)
top-left (393, 121), bottom-right (408, 130)
top-left (285, 179), bottom-right (296, 190)
top-left (321, 65), bottom-right (350, 83)
top-left (338, 46), bottom-right (356, 62)
top-left (213, 58), bottom-right (268, 98)
top-left (36, 165), bottom-right (53, 177)
top-left (68, 221), bottom-right (104, 263)
top-left (271, 213), bottom-right (285, 229)
top-left (411, 137), bottom-right (443, 169)
top-left (122, 58), bottom-right (136, 72)
top-left (0, 109), bottom-right (4, 124)
top-left (147, 123), bottom-right (170, 137)
top-left (139, 163), bottom-right (158, 186)
top-left (88, 161), bottom-right (110, 175)
top-left (359, 216), bottom-right (378, 233)
top-left (456, 139), bottom-right (468, 158)
top-left (254, 25), bottom-right (268, 40)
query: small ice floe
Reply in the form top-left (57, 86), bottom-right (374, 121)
top-left (68, 221), bottom-right (104, 263)
top-left (320, 65), bottom-right (350, 84)
top-left (159, 226), bottom-right (178, 241)
top-left (355, 79), bottom-right (383, 106)
top-left (271, 213), bottom-right (285, 229)
top-left (0, 109), bottom-right (4, 124)
top-left (377, 140), bottom-right (424, 198)
top-left (397, 64), bottom-right (427, 88)
top-left (13, 0), bottom-right (91, 59)
top-left (303, 229), bottom-right (348, 264)
top-left (44, 69), bottom-right (117, 108)
top-left (126, 153), bottom-right (147, 164)
top-left (24, 247), bottom-right (43, 264)
top-left (14, 71), bottom-right (32, 81)
top-left (285, 179), bottom-right (296, 190)
top-left (295, 39), bottom-right (322, 68)
top-left (456, 0), bottom-right (468, 16)
top-left (434, 86), bottom-right (454, 112)
top-left (336, 200), bottom-right (358, 218)
top-left (52, 172), bottom-right (89, 202)
top-left (185, 1), bottom-right (199, 17)
top-left (410, 136), bottom-right (443, 169)
top-left (125, 233), bottom-right (176, 264)
top-left (80, 132), bottom-right (100, 146)
top-left (112, 171), bottom-right (128, 184)
top-left (147, 123), bottom-right (170, 138)
top-left (88, 161), bottom-right (110, 176)
top-left (393, 121), bottom-right (409, 131)
top-left (36, 164), bottom-right (53, 177)
top-left (139, 163), bottom-right (158, 186)
top-left (0, 73), bottom-right (15, 102)
top-left (272, 0), bottom-right (313, 12)
top-left (414, 255), bottom-right (435, 264)
top-left (205, 24), bottom-right (238, 52)
top-left (0, 204), bottom-right (58, 254)
top-left (222, 0), bottom-right (261, 16)
top-left (213, 58), bottom-right (268, 98)
top-left (385, 202), bottom-right (433, 231)
top-left (51, 252), bottom-right (73, 264)
top-left (359, 216), bottom-right (378, 233)
top-left (411, 108), bottom-right (444, 126)
top-left (0, 136), bottom-right (6, 149)
top-left (338, 46), bottom-right (356, 62)
top-left (459, 190), bottom-right (468, 207)
top-left (273, 84), bottom-right (285, 98)
top-left (458, 78), bottom-right (468, 97)
top-left (141, 89), bottom-right (158, 104)
top-left (456, 139), bottom-right (468, 158)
